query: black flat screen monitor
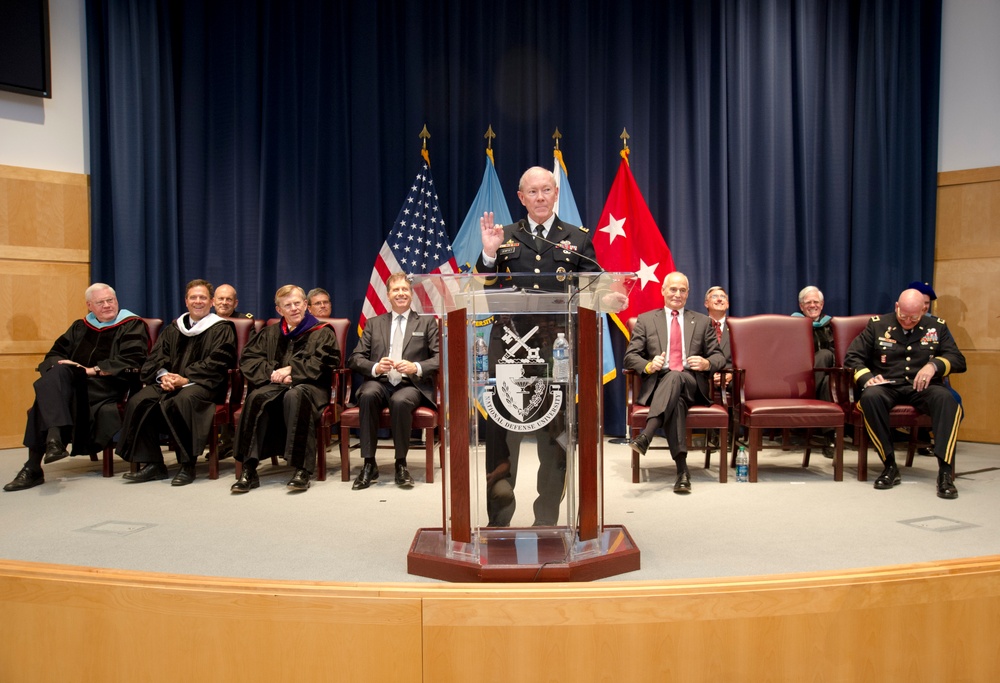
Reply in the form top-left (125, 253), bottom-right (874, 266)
top-left (0, 0), bottom-right (52, 98)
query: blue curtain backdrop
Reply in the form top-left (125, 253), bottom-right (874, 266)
top-left (86, 0), bottom-right (941, 435)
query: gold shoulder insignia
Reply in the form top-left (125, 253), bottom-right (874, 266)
top-left (243, 313), bottom-right (254, 319)
top-left (578, 226), bottom-right (589, 233)
top-left (871, 315), bottom-right (880, 322)
top-left (936, 317), bottom-right (946, 324)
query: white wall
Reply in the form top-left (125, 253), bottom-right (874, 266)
top-left (0, 0), bottom-right (88, 174)
top-left (939, 0), bottom-right (1000, 172)
top-left (0, 0), bottom-right (996, 177)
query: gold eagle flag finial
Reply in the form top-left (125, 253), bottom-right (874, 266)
top-left (419, 125), bottom-right (431, 165)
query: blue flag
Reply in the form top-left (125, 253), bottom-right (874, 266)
top-left (555, 148), bottom-right (617, 384)
top-left (453, 150), bottom-right (512, 272)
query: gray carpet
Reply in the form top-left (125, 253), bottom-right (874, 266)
top-left (1, 437), bottom-right (998, 584)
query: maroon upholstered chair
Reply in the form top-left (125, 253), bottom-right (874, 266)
top-left (98, 317), bottom-right (162, 477)
top-left (316, 317), bottom-right (351, 481)
top-left (338, 319), bottom-right (442, 484)
top-left (728, 315), bottom-right (845, 481)
top-left (624, 318), bottom-right (730, 483)
top-left (830, 315), bottom-right (929, 481)
top-left (204, 317), bottom-right (256, 479)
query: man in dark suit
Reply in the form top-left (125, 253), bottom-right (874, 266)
top-left (475, 166), bottom-right (600, 526)
top-left (348, 272), bottom-right (439, 490)
top-left (703, 285), bottom-right (731, 367)
top-left (624, 272), bottom-right (726, 494)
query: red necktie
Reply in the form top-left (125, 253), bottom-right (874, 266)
top-left (712, 319), bottom-right (723, 343)
top-left (669, 310), bottom-right (683, 371)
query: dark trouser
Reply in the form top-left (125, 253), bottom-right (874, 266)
top-left (641, 369), bottom-right (699, 462)
top-left (22, 364), bottom-right (78, 473)
top-left (485, 313), bottom-right (568, 527)
top-left (355, 379), bottom-right (424, 462)
top-left (858, 383), bottom-right (963, 469)
top-left (487, 424), bottom-right (567, 527)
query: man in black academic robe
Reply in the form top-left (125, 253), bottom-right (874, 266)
top-left (116, 280), bottom-right (236, 486)
top-left (231, 285), bottom-right (341, 493)
top-left (4, 283), bottom-right (149, 492)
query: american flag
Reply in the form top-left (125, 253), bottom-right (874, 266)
top-left (358, 153), bottom-right (458, 332)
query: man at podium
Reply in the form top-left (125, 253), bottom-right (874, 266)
top-left (475, 166), bottom-right (601, 526)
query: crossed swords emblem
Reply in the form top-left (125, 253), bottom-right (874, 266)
top-left (501, 324), bottom-right (542, 361)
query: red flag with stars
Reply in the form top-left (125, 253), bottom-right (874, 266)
top-left (592, 149), bottom-right (676, 337)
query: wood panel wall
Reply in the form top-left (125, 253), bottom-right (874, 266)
top-left (936, 166), bottom-right (1000, 444)
top-left (0, 165), bottom-right (90, 448)
top-left (2, 557), bottom-right (999, 681)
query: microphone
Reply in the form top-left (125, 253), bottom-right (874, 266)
top-left (517, 220), bottom-right (606, 273)
top-left (515, 220), bottom-right (627, 308)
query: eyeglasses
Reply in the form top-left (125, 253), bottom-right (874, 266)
top-left (91, 298), bottom-right (116, 307)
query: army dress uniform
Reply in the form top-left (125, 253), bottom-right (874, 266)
top-left (474, 216), bottom-right (600, 526)
top-left (844, 313), bottom-right (966, 482)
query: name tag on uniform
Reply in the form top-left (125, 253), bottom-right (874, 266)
top-left (412, 331), bottom-right (425, 337)
top-left (878, 338), bottom-right (896, 348)
top-left (497, 243), bottom-right (519, 256)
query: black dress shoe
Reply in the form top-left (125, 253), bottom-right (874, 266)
top-left (43, 439), bottom-right (69, 465)
top-left (937, 469), bottom-right (958, 499)
top-left (630, 434), bottom-right (650, 456)
top-left (287, 468), bottom-right (311, 491)
top-left (822, 441), bottom-right (836, 459)
top-left (395, 462), bottom-right (414, 488)
top-left (4, 466), bottom-right (44, 492)
top-left (122, 463), bottom-right (169, 483)
top-left (352, 461), bottom-right (379, 490)
top-left (171, 463), bottom-right (196, 487)
top-left (874, 463), bottom-right (901, 490)
top-left (231, 466), bottom-right (259, 493)
top-left (673, 470), bottom-right (692, 494)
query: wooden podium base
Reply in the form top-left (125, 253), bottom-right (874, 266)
top-left (407, 525), bottom-right (640, 582)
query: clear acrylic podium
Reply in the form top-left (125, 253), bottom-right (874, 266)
top-left (406, 272), bottom-right (640, 582)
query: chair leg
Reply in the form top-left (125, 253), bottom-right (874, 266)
top-left (904, 428), bottom-right (919, 467)
top-left (857, 427), bottom-right (869, 481)
top-left (102, 446), bottom-right (114, 478)
top-left (718, 425), bottom-right (728, 483)
top-left (316, 423), bottom-right (327, 482)
top-left (208, 427), bottom-right (219, 480)
top-left (424, 426), bottom-right (434, 483)
top-left (833, 426), bottom-right (844, 482)
top-left (339, 426), bottom-right (351, 482)
top-left (630, 428), bottom-right (640, 483)
top-left (801, 428), bottom-right (813, 467)
top-left (749, 428), bottom-right (761, 482)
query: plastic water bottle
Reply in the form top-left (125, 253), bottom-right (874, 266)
top-left (552, 332), bottom-right (571, 383)
top-left (474, 332), bottom-right (489, 383)
top-left (736, 446), bottom-right (749, 482)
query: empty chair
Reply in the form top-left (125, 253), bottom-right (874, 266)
top-left (728, 315), bottom-right (845, 481)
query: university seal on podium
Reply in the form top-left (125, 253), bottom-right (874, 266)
top-left (483, 324), bottom-right (563, 433)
